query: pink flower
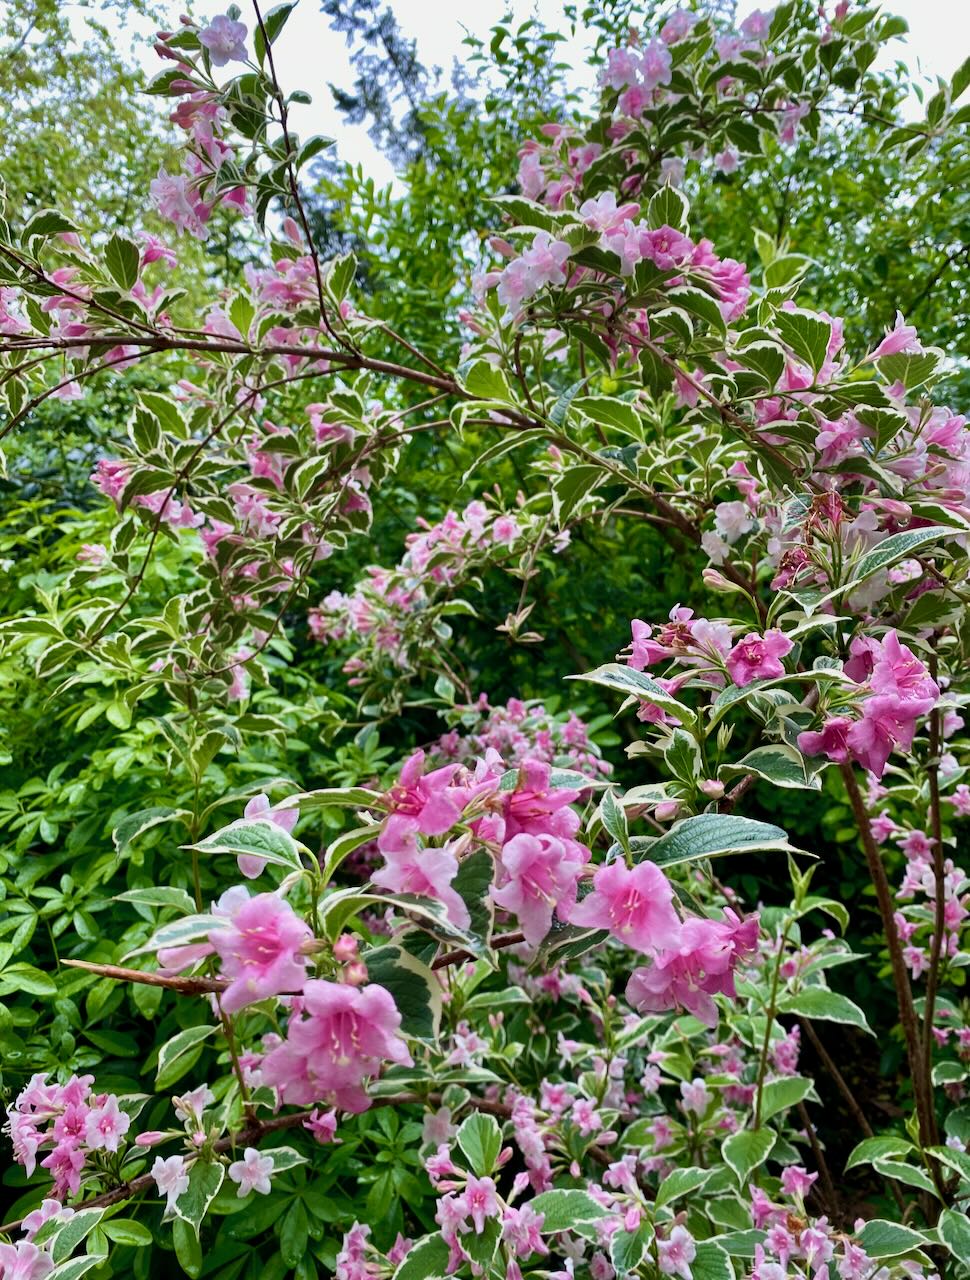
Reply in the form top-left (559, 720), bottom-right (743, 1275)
top-left (209, 892), bottom-right (311, 1014)
top-left (501, 1204), bottom-right (548, 1258)
top-left (846, 694), bottom-right (935, 778)
top-left (457, 1175), bottom-right (500, 1233)
top-left (372, 842), bottom-right (471, 931)
top-left (152, 1154), bottom-right (190, 1214)
top-left (797, 716), bottom-right (852, 764)
top-left (726, 630), bottom-right (793, 686)
top-left (869, 311), bottom-right (923, 360)
top-left (639, 40), bottom-right (672, 91)
top-left (0, 1241), bottom-right (54, 1280)
top-left (491, 832), bottom-right (585, 947)
top-left (84, 1095), bottom-right (130, 1152)
top-left (640, 225), bottom-right (694, 271)
top-left (658, 1226), bottom-right (696, 1279)
top-left (199, 13), bottom-right (248, 66)
top-left (660, 10), bottom-right (697, 44)
top-left (567, 860), bottom-right (680, 954)
top-left (237, 794), bottom-right (299, 878)
top-left (627, 910), bottom-right (759, 1026)
top-left (780, 1165), bottom-right (818, 1199)
top-left (869, 631), bottom-right (939, 702)
top-left (228, 1147), bottom-right (274, 1196)
top-left (380, 752), bottom-right (465, 854)
top-left (261, 980), bottom-right (412, 1112)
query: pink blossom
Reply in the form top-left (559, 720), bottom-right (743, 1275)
top-left (661, 10), bottom-right (697, 44)
top-left (152, 1154), bottom-right (190, 1213)
top-left (797, 716), bottom-right (852, 764)
top-left (228, 1147), bottom-right (274, 1196)
top-left (725, 630), bottom-right (793, 686)
top-left (199, 13), bottom-right (248, 66)
top-left (869, 631), bottom-right (939, 702)
top-left (501, 1204), bottom-right (548, 1258)
top-left (84, 1094), bottom-right (130, 1152)
top-left (209, 892), bottom-right (311, 1013)
top-left (261, 980), bottom-right (412, 1111)
top-left (457, 1175), bottom-right (500, 1233)
top-left (780, 1165), bottom-right (818, 1199)
top-left (372, 842), bottom-right (471, 931)
top-left (567, 860), bottom-right (680, 954)
top-left (380, 751), bottom-right (465, 854)
top-left (491, 832), bottom-right (585, 947)
top-left (0, 1241), bottom-right (53, 1280)
top-left (845, 694), bottom-right (935, 778)
top-left (869, 311), bottom-right (923, 360)
top-left (641, 225), bottom-right (694, 270)
top-left (658, 1226), bottom-right (696, 1279)
top-left (639, 40), bottom-right (673, 91)
top-left (150, 168), bottom-right (210, 240)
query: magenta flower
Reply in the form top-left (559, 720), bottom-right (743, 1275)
top-left (261, 980), bottom-right (412, 1112)
top-left (726, 630), bottom-right (793, 686)
top-left (380, 751), bottom-right (465, 854)
top-left (567, 860), bottom-right (680, 954)
top-left (658, 1225), bottom-right (696, 1279)
top-left (870, 631), bottom-right (939, 702)
top-left (845, 694), bottom-right (935, 778)
top-left (209, 892), bottom-right (311, 1014)
top-left (491, 832), bottom-right (585, 947)
top-left (797, 716), bottom-right (852, 764)
top-left (869, 310), bottom-right (922, 360)
top-left (456, 1175), bottom-right (500, 1233)
top-left (372, 843), bottom-right (471, 930)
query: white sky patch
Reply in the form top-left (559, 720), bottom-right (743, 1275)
top-left (69, 0), bottom-right (970, 189)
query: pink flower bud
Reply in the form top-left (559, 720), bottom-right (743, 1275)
top-left (333, 934), bottom-right (358, 964)
top-left (134, 1131), bottom-right (167, 1147)
top-left (341, 960), bottom-right (369, 987)
top-left (699, 779), bottom-right (725, 799)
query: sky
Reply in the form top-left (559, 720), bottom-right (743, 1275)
top-left (87, 0), bottom-right (970, 189)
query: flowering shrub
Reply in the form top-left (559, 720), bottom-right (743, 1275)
top-left (1, 2), bottom-right (970, 1279)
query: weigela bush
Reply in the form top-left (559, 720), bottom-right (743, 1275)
top-left (0, 2), bottom-right (969, 1278)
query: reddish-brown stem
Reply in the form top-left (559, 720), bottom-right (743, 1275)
top-left (839, 764), bottom-right (935, 1149)
top-left (922, 699), bottom-right (947, 1106)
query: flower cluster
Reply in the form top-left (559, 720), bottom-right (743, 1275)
top-left (5, 1073), bottom-right (131, 1198)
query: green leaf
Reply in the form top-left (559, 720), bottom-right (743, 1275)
top-left (453, 848), bottom-right (496, 943)
top-left (599, 788), bottom-right (629, 854)
top-left (846, 526), bottom-right (952, 591)
top-left (254, 1), bottom-right (296, 63)
top-left (113, 806), bottom-right (191, 855)
top-left (655, 1166), bottom-right (714, 1209)
top-left (102, 1219), bottom-right (153, 1247)
top-left (778, 988), bottom-right (873, 1034)
top-left (573, 396), bottom-right (641, 434)
top-left (647, 184), bottom-right (690, 232)
top-left (156, 1025), bottom-right (214, 1090)
top-left (569, 662), bottom-right (694, 724)
top-left (189, 818), bottom-right (308, 874)
top-left (721, 1128), bottom-right (776, 1185)
top-left (610, 1221), bottom-right (654, 1274)
top-left (115, 886), bottom-right (196, 913)
top-left (172, 1217), bottom-right (202, 1276)
top-left (845, 1135), bottom-right (915, 1170)
top-left (291, 786), bottom-right (381, 811)
top-left (49, 1260), bottom-right (105, 1280)
top-left (175, 1160), bottom-right (225, 1235)
top-left (722, 745), bottom-right (820, 790)
top-left (758, 1076), bottom-right (815, 1122)
top-left (0, 963), bottom-right (57, 997)
top-left (363, 944), bottom-right (442, 1040)
top-left (690, 1241), bottom-right (734, 1280)
top-left (667, 285), bottom-right (725, 334)
top-left (856, 1219), bottom-right (931, 1260)
top-left (22, 208), bottom-right (80, 242)
top-left (644, 814), bottom-right (797, 866)
top-left (50, 1208), bottom-right (106, 1265)
top-left (104, 234), bottom-right (140, 291)
top-left (530, 1188), bottom-right (610, 1236)
top-left (871, 1157), bottom-right (937, 1195)
top-left (939, 1208), bottom-right (970, 1265)
top-left (773, 308), bottom-right (832, 376)
top-left (876, 347), bottom-right (943, 389)
top-left (459, 360), bottom-right (513, 402)
top-left (392, 1232), bottom-right (451, 1280)
top-left (455, 1111), bottom-right (503, 1176)
top-left (551, 464), bottom-right (604, 526)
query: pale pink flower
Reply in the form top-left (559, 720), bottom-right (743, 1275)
top-left (199, 13), bottom-right (248, 66)
top-left (228, 1147), bottom-right (274, 1196)
top-left (152, 1153), bottom-right (190, 1213)
top-left (567, 860), bottom-right (680, 954)
top-left (869, 311), bottom-right (922, 360)
top-left (658, 1225), bottom-right (696, 1279)
top-left (0, 1241), bottom-right (53, 1280)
